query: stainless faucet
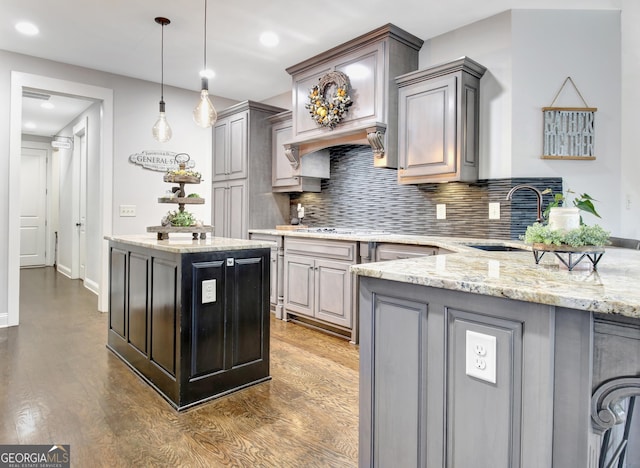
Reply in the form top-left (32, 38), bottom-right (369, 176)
top-left (505, 184), bottom-right (544, 223)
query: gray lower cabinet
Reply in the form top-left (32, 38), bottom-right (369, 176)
top-left (284, 237), bottom-right (357, 340)
top-left (359, 276), bottom-right (557, 467)
top-left (248, 233), bottom-right (284, 318)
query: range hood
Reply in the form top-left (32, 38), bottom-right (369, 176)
top-left (284, 24), bottom-right (423, 169)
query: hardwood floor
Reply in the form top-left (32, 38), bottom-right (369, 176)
top-left (0, 267), bottom-right (359, 467)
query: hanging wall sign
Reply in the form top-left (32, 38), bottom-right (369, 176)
top-left (129, 150), bottom-right (196, 172)
top-left (542, 77), bottom-right (597, 160)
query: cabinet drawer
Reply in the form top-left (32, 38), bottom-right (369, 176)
top-left (375, 243), bottom-right (438, 261)
top-left (249, 233), bottom-right (283, 249)
top-left (285, 238), bottom-right (357, 263)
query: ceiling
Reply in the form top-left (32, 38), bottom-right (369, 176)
top-left (3, 0), bottom-right (619, 138)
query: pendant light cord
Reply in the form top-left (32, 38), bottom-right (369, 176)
top-left (161, 21), bottom-right (165, 102)
top-left (203, 0), bottom-right (207, 71)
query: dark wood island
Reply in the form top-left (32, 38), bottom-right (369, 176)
top-left (106, 235), bottom-right (271, 410)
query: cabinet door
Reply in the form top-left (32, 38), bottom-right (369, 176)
top-left (284, 254), bottom-right (315, 318)
top-left (212, 112), bottom-right (248, 182)
top-left (227, 111), bottom-right (248, 180)
top-left (228, 180), bottom-right (247, 239)
top-left (212, 183), bottom-right (228, 237)
top-left (272, 119), bottom-right (298, 188)
top-left (212, 119), bottom-right (229, 181)
top-left (315, 258), bottom-right (352, 328)
top-left (398, 74), bottom-right (457, 178)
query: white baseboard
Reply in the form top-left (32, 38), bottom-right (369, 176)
top-left (0, 312), bottom-right (7, 328)
top-left (84, 277), bottom-right (99, 296)
top-left (57, 264), bottom-right (72, 278)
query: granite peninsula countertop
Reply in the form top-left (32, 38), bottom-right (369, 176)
top-left (106, 234), bottom-right (272, 254)
top-left (352, 247), bottom-right (640, 319)
top-left (249, 229), bottom-right (640, 319)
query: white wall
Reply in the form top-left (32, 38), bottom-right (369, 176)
top-left (0, 49), bottom-right (238, 322)
top-left (511, 10), bottom-right (621, 232)
top-left (420, 10), bottom-right (514, 179)
top-left (621, 0), bottom-right (640, 239)
top-left (421, 9), bottom-right (624, 235)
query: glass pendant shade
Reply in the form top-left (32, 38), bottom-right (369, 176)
top-left (194, 0), bottom-right (217, 128)
top-left (152, 100), bottom-right (172, 142)
top-left (193, 78), bottom-right (217, 128)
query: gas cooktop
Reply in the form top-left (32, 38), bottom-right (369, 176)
top-left (297, 227), bottom-right (390, 235)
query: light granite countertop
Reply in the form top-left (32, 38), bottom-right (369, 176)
top-left (248, 228), bottom-right (525, 251)
top-left (106, 234), bottom-right (272, 254)
top-left (249, 228), bottom-right (640, 319)
top-left (352, 247), bottom-right (640, 319)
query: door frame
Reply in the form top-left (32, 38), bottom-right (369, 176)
top-left (72, 118), bottom-right (88, 280)
top-left (8, 72), bottom-right (114, 327)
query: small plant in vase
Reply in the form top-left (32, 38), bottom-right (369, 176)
top-left (522, 188), bottom-right (609, 252)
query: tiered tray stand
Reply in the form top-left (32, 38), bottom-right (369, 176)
top-left (147, 159), bottom-right (213, 240)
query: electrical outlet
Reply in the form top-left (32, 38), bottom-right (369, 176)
top-left (119, 205), bottom-right (136, 217)
top-left (465, 330), bottom-right (497, 384)
top-left (489, 202), bottom-right (501, 220)
top-left (202, 279), bottom-right (216, 304)
top-left (436, 204), bottom-right (446, 220)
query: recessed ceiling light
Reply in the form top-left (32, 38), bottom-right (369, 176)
top-left (40, 102), bottom-right (55, 110)
top-left (199, 69), bottom-right (215, 79)
top-left (15, 22), bottom-right (39, 36)
top-left (24, 122), bottom-right (37, 130)
top-left (259, 31), bottom-right (279, 47)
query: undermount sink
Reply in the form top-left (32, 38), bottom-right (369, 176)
top-left (467, 244), bottom-right (528, 252)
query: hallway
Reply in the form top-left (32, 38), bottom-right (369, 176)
top-left (0, 268), bottom-right (358, 467)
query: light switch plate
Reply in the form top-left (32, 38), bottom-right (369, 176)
top-left (436, 204), bottom-right (446, 220)
top-left (465, 330), bottom-right (497, 384)
top-left (119, 205), bottom-right (136, 217)
top-left (489, 202), bottom-right (501, 220)
top-left (202, 279), bottom-right (216, 304)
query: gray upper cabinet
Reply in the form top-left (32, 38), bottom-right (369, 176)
top-left (213, 111), bottom-right (248, 181)
top-left (269, 111), bottom-right (329, 193)
top-left (396, 57), bottom-right (486, 184)
top-left (211, 101), bottom-right (289, 238)
top-left (285, 24), bottom-right (423, 169)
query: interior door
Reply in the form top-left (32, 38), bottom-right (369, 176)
top-left (20, 146), bottom-right (48, 267)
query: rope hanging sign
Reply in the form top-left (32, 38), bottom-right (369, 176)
top-left (542, 77), bottom-right (597, 160)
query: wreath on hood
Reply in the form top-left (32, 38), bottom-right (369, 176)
top-left (305, 71), bottom-right (353, 129)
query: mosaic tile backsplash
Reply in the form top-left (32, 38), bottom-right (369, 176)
top-left (289, 145), bottom-right (562, 240)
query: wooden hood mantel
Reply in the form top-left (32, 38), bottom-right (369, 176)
top-left (284, 24), bottom-right (423, 169)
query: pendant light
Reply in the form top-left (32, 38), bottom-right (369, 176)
top-left (193, 0), bottom-right (217, 128)
top-left (152, 17), bottom-right (172, 142)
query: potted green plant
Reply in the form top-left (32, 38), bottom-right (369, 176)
top-left (522, 189), bottom-right (610, 249)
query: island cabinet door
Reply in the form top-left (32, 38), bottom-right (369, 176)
top-left (182, 249), bottom-right (270, 407)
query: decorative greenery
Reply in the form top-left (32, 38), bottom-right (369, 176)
top-left (541, 188), bottom-right (601, 221)
top-left (522, 188), bottom-right (610, 248)
top-left (523, 222), bottom-right (610, 247)
top-left (306, 71), bottom-right (353, 129)
top-left (166, 168), bottom-right (201, 179)
top-left (165, 210), bottom-right (195, 227)
top-left (187, 193), bottom-right (200, 198)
